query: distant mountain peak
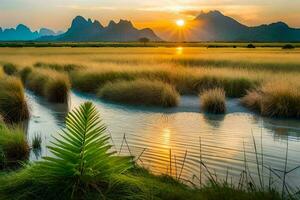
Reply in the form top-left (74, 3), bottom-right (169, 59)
top-left (16, 24), bottom-right (30, 31)
top-left (197, 10), bottom-right (224, 19)
top-left (71, 16), bottom-right (88, 28)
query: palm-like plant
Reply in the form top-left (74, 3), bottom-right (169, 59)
top-left (38, 102), bottom-right (132, 198)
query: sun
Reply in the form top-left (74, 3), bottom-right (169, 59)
top-left (176, 19), bottom-right (185, 27)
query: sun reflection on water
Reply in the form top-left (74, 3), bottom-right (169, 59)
top-left (176, 47), bottom-right (183, 55)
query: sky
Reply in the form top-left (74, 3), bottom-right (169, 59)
top-left (1, 0), bottom-right (300, 39)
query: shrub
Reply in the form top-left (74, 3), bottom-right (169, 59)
top-left (2, 63), bottom-right (18, 75)
top-left (26, 69), bottom-right (70, 103)
top-left (0, 77), bottom-right (29, 123)
top-left (282, 44), bottom-right (295, 49)
top-left (0, 124), bottom-right (29, 169)
top-left (200, 88), bottom-right (226, 114)
top-left (98, 79), bottom-right (180, 107)
top-left (247, 44), bottom-right (256, 48)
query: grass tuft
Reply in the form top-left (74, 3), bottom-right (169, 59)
top-left (0, 124), bottom-right (29, 169)
top-left (0, 77), bottom-right (29, 123)
top-left (2, 63), bottom-right (18, 75)
top-left (200, 88), bottom-right (226, 114)
top-left (98, 79), bottom-right (180, 107)
top-left (242, 82), bottom-right (300, 118)
top-left (25, 69), bottom-right (70, 103)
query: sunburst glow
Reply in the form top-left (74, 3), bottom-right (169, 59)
top-left (176, 19), bottom-right (185, 27)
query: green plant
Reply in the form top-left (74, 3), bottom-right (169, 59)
top-left (31, 133), bottom-right (42, 149)
top-left (98, 79), bottom-right (180, 107)
top-left (2, 63), bottom-right (18, 75)
top-left (0, 124), bottom-right (29, 169)
top-left (200, 88), bottom-right (226, 114)
top-left (0, 77), bottom-right (29, 123)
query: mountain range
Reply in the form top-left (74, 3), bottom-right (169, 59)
top-left (40, 16), bottom-right (161, 42)
top-left (1, 11), bottom-right (300, 42)
top-left (188, 10), bottom-right (300, 42)
top-left (0, 25), bottom-right (62, 41)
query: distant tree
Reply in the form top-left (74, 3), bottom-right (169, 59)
top-left (282, 44), bottom-right (295, 49)
top-left (139, 37), bottom-right (150, 46)
top-left (247, 44), bottom-right (256, 48)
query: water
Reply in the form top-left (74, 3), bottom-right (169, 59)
top-left (25, 91), bottom-right (300, 189)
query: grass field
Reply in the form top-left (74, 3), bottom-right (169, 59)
top-left (0, 46), bottom-right (299, 117)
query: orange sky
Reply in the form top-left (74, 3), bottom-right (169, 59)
top-left (1, 0), bottom-right (300, 40)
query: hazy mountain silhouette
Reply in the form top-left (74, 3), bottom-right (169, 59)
top-left (189, 10), bottom-right (300, 42)
top-left (40, 16), bottom-right (161, 42)
top-left (0, 24), bottom-right (61, 41)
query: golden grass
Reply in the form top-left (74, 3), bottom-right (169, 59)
top-left (0, 47), bottom-right (299, 115)
top-left (98, 79), bottom-right (180, 107)
top-left (242, 80), bottom-right (300, 118)
top-left (200, 88), bottom-right (226, 114)
top-left (25, 69), bottom-right (71, 103)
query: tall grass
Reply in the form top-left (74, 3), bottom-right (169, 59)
top-left (242, 81), bottom-right (300, 118)
top-left (72, 69), bottom-right (258, 97)
top-left (34, 62), bottom-right (82, 72)
top-left (0, 124), bottom-right (29, 169)
top-left (98, 79), bottom-right (180, 107)
top-left (0, 77), bottom-right (29, 123)
top-left (200, 88), bottom-right (226, 114)
top-left (25, 69), bottom-right (70, 103)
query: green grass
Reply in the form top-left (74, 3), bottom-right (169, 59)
top-left (25, 69), bottom-right (71, 103)
top-left (2, 63), bottom-right (18, 75)
top-left (200, 88), bottom-right (226, 114)
top-left (0, 123), bottom-right (29, 169)
top-left (0, 77), bottom-right (29, 123)
top-left (98, 79), bottom-right (180, 107)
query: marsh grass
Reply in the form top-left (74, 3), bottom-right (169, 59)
top-left (242, 82), bottom-right (300, 118)
top-left (26, 69), bottom-right (70, 103)
top-left (98, 79), bottom-right (180, 107)
top-left (34, 62), bottom-right (82, 72)
top-left (72, 69), bottom-right (257, 98)
top-left (19, 66), bottom-right (32, 83)
top-left (0, 77), bottom-right (29, 123)
top-left (0, 124), bottom-right (29, 169)
top-left (200, 88), bottom-right (226, 114)
top-left (2, 63), bottom-right (18, 75)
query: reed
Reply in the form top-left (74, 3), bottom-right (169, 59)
top-left (0, 77), bottom-right (29, 123)
top-left (98, 79), bottom-right (180, 107)
top-left (200, 88), bottom-right (226, 114)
